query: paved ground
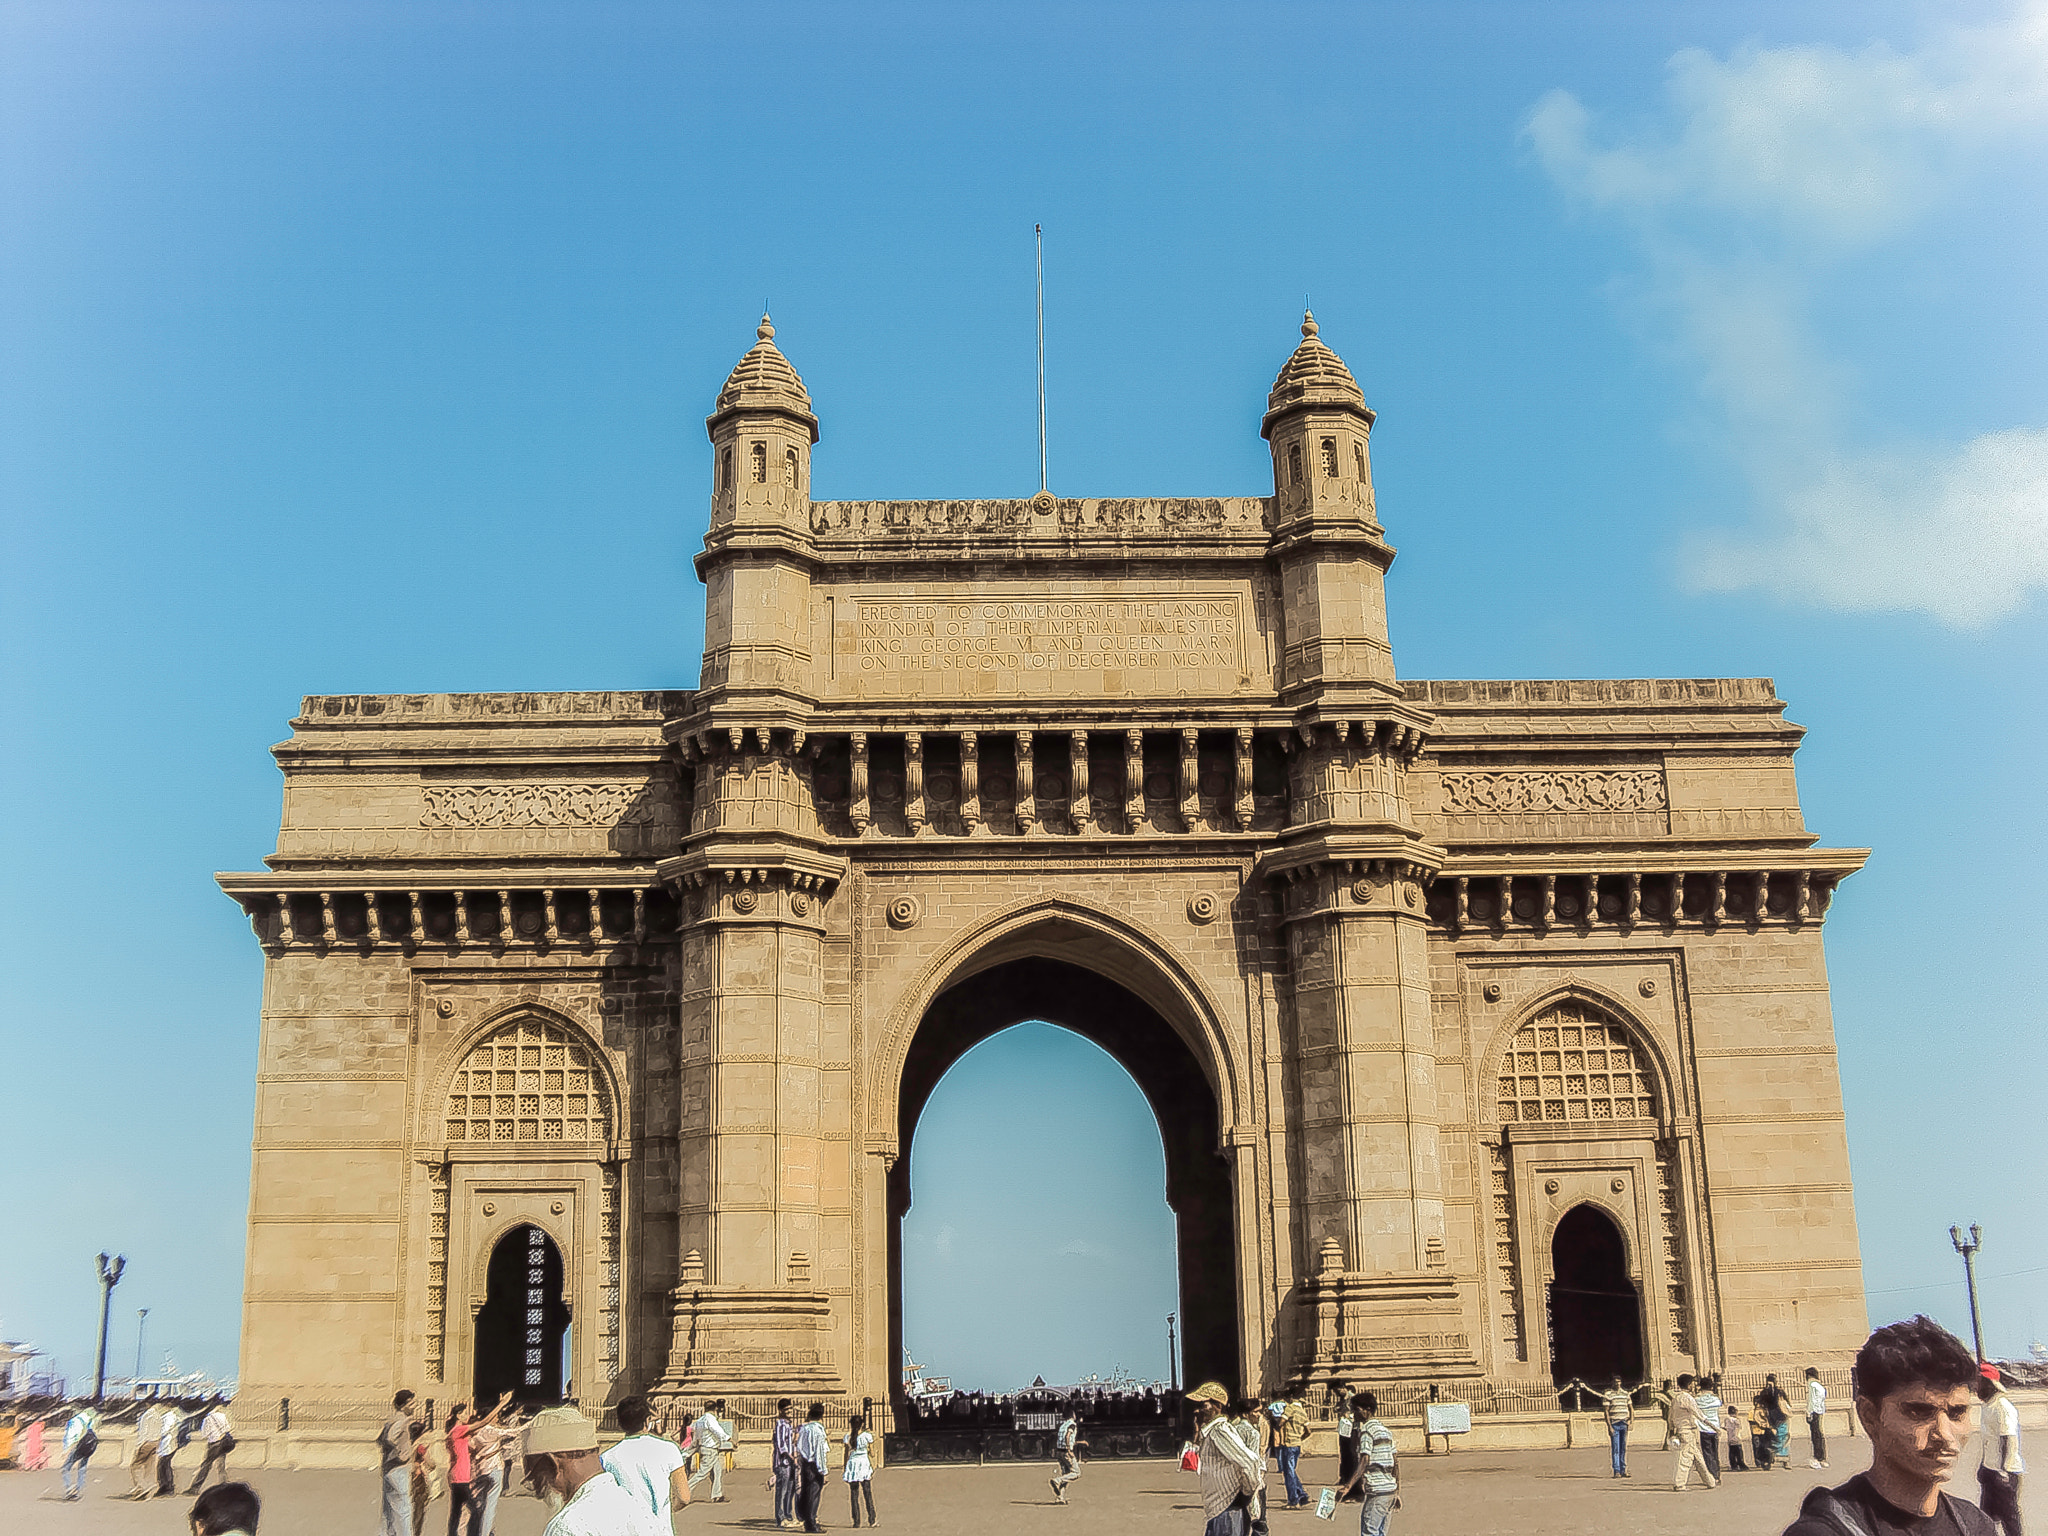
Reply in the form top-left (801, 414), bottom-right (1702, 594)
top-left (5, 1439), bottom-right (2043, 1534)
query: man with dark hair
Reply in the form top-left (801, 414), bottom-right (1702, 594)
top-left (1977, 1364), bottom-right (2024, 1536)
top-left (601, 1394), bottom-right (689, 1524)
top-left (379, 1391), bottom-right (422, 1536)
top-left (1783, 1316), bottom-right (1999, 1536)
top-left (1670, 1374), bottom-right (1718, 1491)
top-left (796, 1402), bottom-right (830, 1535)
top-left (1050, 1402), bottom-right (1083, 1503)
top-left (1807, 1366), bottom-right (1832, 1469)
top-left (772, 1399), bottom-right (799, 1530)
top-left (1334, 1392), bottom-right (1398, 1536)
top-left (189, 1480), bottom-right (261, 1535)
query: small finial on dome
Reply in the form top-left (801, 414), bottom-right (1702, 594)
top-left (758, 312), bottom-right (775, 342)
top-left (1302, 308), bottom-right (1318, 339)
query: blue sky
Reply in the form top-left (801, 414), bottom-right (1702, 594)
top-left (2, 1), bottom-right (2043, 1388)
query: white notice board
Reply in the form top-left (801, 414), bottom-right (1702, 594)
top-left (1424, 1403), bottom-right (1472, 1436)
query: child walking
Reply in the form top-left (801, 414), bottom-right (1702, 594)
top-left (843, 1413), bottom-right (877, 1527)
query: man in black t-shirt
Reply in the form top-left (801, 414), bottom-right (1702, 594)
top-left (1783, 1316), bottom-right (1998, 1536)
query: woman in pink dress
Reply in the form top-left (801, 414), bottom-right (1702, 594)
top-left (22, 1416), bottom-right (47, 1470)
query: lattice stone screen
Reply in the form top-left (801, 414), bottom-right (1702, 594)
top-left (445, 1018), bottom-right (611, 1142)
top-left (1497, 1002), bottom-right (1656, 1124)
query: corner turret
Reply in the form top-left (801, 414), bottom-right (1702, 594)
top-left (1262, 310), bottom-right (1379, 537)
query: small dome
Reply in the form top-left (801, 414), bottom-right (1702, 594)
top-left (1261, 310), bottom-right (1373, 438)
top-left (708, 313), bottom-right (818, 439)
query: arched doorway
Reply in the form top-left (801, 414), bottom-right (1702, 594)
top-left (1547, 1205), bottom-right (1643, 1386)
top-left (890, 954), bottom-right (1238, 1411)
top-left (474, 1225), bottom-right (571, 1404)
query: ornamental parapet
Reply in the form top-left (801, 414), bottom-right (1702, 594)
top-left (1421, 851), bottom-right (1869, 936)
top-left (215, 873), bottom-right (677, 958)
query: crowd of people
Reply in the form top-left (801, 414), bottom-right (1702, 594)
top-left (370, 1390), bottom-right (876, 1536)
top-left (20, 1391), bottom-right (239, 1502)
top-left (897, 1383), bottom-right (1173, 1428)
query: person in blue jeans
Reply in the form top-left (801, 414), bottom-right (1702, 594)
top-left (1600, 1376), bottom-right (1635, 1477)
top-left (1271, 1390), bottom-right (1310, 1508)
top-left (60, 1407), bottom-right (100, 1500)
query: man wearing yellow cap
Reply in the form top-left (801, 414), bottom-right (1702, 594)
top-left (518, 1408), bottom-right (668, 1536)
top-left (1187, 1383), bottom-right (1264, 1536)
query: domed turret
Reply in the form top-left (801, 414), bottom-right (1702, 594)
top-left (705, 313), bottom-right (817, 533)
top-left (1260, 311), bottom-right (1378, 532)
top-left (710, 314), bottom-right (819, 437)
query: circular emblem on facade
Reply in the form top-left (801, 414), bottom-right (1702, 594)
top-left (517, 908), bottom-right (544, 937)
top-left (550, 1200), bottom-right (565, 1215)
top-left (1350, 878), bottom-right (1373, 904)
top-left (887, 895), bottom-right (922, 929)
top-left (1029, 490), bottom-right (1056, 516)
top-left (482, 1201), bottom-right (496, 1216)
top-left (790, 893), bottom-right (810, 917)
top-left (1610, 1178), bottom-right (1626, 1194)
top-left (1557, 894), bottom-right (1581, 919)
top-left (1483, 982), bottom-right (1502, 1003)
top-left (1638, 978), bottom-right (1658, 997)
top-left (732, 889), bottom-right (758, 915)
top-left (436, 998), bottom-right (456, 1018)
top-left (1187, 893), bottom-right (1218, 925)
top-left (1544, 1179), bottom-right (1560, 1196)
top-left (1404, 883), bottom-right (1418, 908)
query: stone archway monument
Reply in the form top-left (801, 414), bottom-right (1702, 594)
top-left (220, 310), bottom-right (1871, 1429)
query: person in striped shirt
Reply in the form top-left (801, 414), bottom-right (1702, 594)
top-left (1335, 1392), bottom-right (1398, 1536)
top-left (1187, 1382), bottom-right (1264, 1536)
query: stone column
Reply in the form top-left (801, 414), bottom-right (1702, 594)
top-left (1124, 730), bottom-right (1145, 834)
top-left (904, 732), bottom-right (926, 837)
top-left (1235, 727), bottom-right (1254, 830)
top-left (1179, 728), bottom-right (1199, 831)
top-left (850, 732), bottom-right (871, 838)
top-left (960, 731), bottom-right (981, 836)
top-left (1016, 730), bottom-right (1036, 836)
top-left (1070, 730), bottom-right (1091, 834)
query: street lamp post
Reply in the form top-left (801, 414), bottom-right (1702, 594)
top-left (135, 1308), bottom-right (150, 1381)
top-left (1949, 1224), bottom-right (1985, 1362)
top-left (93, 1252), bottom-right (127, 1402)
top-left (1166, 1312), bottom-right (1179, 1395)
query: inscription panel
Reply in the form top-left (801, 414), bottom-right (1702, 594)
top-left (823, 583), bottom-right (1264, 700)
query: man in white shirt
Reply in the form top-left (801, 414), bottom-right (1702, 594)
top-left (519, 1407), bottom-right (667, 1536)
top-left (1669, 1374), bottom-right (1718, 1491)
top-left (1050, 1407), bottom-right (1083, 1503)
top-left (796, 1402), bottom-right (831, 1535)
top-left (187, 1395), bottom-right (235, 1493)
top-left (155, 1404), bottom-right (184, 1497)
top-left (1695, 1377), bottom-right (1723, 1479)
top-left (128, 1401), bottom-right (164, 1500)
top-left (1804, 1367), bottom-right (1830, 1469)
top-left (1187, 1382), bottom-right (1263, 1536)
top-left (1977, 1364), bottom-right (2024, 1536)
top-left (600, 1395), bottom-right (689, 1523)
top-left (687, 1399), bottom-right (733, 1501)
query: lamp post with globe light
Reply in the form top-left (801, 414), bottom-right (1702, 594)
top-left (1950, 1225), bottom-right (1986, 1362)
top-left (92, 1252), bottom-right (127, 1402)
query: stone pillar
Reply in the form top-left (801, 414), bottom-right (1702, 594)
top-left (1124, 730), bottom-right (1144, 834)
top-left (959, 731), bottom-right (981, 836)
top-left (1070, 730), bottom-right (1091, 834)
top-left (1016, 730), bottom-right (1036, 836)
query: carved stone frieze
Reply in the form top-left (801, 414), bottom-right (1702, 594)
top-left (1440, 769), bottom-right (1666, 815)
top-left (422, 782), bottom-right (665, 830)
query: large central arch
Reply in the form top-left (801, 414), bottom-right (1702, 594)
top-left (888, 951), bottom-right (1241, 1410)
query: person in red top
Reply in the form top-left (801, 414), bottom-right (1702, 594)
top-left (445, 1394), bottom-right (513, 1536)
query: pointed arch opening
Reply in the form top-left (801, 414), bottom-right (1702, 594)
top-left (889, 950), bottom-right (1239, 1413)
top-left (474, 1224), bottom-right (571, 1405)
top-left (1547, 1204), bottom-right (1644, 1386)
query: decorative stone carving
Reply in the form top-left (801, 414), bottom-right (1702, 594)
top-left (1483, 982), bottom-right (1502, 1003)
top-left (790, 893), bottom-right (809, 917)
top-left (1639, 978), bottom-right (1658, 997)
top-left (886, 895), bottom-right (922, 929)
top-left (1187, 892), bottom-right (1219, 925)
top-left (732, 890), bottom-right (758, 914)
top-left (421, 782), bottom-right (661, 829)
top-left (1441, 769), bottom-right (1666, 815)
top-left (1350, 877), bottom-right (1374, 903)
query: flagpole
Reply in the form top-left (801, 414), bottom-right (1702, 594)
top-left (1036, 224), bottom-right (1047, 494)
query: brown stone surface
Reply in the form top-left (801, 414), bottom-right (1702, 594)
top-left (216, 311), bottom-right (1872, 1430)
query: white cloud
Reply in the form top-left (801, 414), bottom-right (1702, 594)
top-left (1526, 4), bottom-right (2048, 625)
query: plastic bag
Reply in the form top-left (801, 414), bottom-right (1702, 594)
top-left (1180, 1442), bottom-right (1201, 1473)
